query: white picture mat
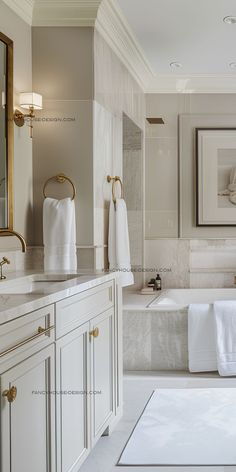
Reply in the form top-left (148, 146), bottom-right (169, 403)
top-left (118, 388), bottom-right (236, 466)
top-left (198, 130), bottom-right (236, 225)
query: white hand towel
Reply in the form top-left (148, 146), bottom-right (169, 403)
top-left (188, 304), bottom-right (217, 372)
top-left (214, 301), bottom-right (236, 376)
top-left (108, 198), bottom-right (134, 288)
top-left (43, 197), bottom-right (77, 271)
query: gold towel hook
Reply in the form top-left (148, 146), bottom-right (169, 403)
top-left (107, 175), bottom-right (123, 204)
top-left (43, 174), bottom-right (76, 200)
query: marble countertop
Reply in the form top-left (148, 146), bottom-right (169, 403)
top-left (0, 270), bottom-right (118, 324)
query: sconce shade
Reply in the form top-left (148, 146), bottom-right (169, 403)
top-left (20, 92), bottom-right (43, 110)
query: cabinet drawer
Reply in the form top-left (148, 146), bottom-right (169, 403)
top-left (0, 305), bottom-right (55, 365)
top-left (56, 280), bottom-right (114, 339)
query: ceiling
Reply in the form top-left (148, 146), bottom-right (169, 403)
top-left (116, 0), bottom-right (236, 75)
top-left (4, 0), bottom-right (236, 92)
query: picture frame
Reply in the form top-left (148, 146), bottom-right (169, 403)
top-left (196, 128), bottom-right (236, 226)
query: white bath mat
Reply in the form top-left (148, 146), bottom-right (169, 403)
top-left (118, 388), bottom-right (236, 466)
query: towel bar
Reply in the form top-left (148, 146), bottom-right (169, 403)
top-left (107, 175), bottom-right (123, 204)
top-left (43, 174), bottom-right (76, 200)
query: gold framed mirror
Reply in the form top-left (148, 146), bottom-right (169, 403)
top-left (0, 32), bottom-right (13, 230)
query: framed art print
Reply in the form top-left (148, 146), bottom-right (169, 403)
top-left (196, 128), bottom-right (236, 226)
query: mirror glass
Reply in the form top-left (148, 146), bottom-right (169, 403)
top-left (0, 33), bottom-right (13, 230)
top-left (0, 40), bottom-right (7, 228)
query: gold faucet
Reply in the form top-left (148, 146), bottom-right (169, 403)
top-left (0, 230), bottom-right (26, 253)
top-left (0, 257), bottom-right (10, 280)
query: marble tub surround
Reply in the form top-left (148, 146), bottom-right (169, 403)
top-left (123, 308), bottom-right (188, 371)
top-left (123, 292), bottom-right (188, 371)
top-left (0, 270), bottom-right (118, 324)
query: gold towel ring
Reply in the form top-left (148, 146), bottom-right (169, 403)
top-left (107, 175), bottom-right (123, 203)
top-left (43, 174), bottom-right (76, 200)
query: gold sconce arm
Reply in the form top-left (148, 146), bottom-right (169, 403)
top-left (14, 107), bottom-right (35, 138)
top-left (14, 93), bottom-right (43, 139)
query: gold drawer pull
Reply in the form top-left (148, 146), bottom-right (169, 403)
top-left (0, 325), bottom-right (54, 359)
top-left (2, 386), bottom-right (17, 403)
top-left (89, 327), bottom-right (99, 338)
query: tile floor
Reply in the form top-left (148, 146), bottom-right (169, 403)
top-left (80, 371), bottom-right (236, 472)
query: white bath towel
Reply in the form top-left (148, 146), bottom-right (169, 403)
top-left (43, 197), bottom-right (77, 271)
top-left (188, 304), bottom-right (217, 372)
top-left (108, 198), bottom-right (134, 287)
top-left (214, 301), bottom-right (236, 376)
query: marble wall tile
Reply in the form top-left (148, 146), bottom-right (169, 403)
top-left (190, 273), bottom-right (226, 289)
top-left (145, 137), bottom-right (178, 238)
top-left (144, 238), bottom-right (236, 289)
top-left (93, 101), bottom-right (113, 211)
top-left (144, 239), bottom-right (190, 288)
top-left (146, 94), bottom-right (190, 138)
top-left (190, 239), bottom-right (236, 268)
top-left (127, 211), bottom-right (143, 267)
top-left (94, 30), bottom-right (145, 131)
top-left (123, 150), bottom-right (143, 210)
top-left (145, 211), bottom-right (178, 239)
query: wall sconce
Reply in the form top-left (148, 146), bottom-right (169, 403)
top-left (14, 92), bottom-right (43, 138)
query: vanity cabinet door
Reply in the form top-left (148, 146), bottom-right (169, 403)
top-left (0, 344), bottom-right (56, 472)
top-left (56, 323), bottom-right (90, 472)
top-left (90, 308), bottom-right (115, 445)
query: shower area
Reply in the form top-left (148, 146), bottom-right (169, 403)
top-left (122, 114), bottom-right (144, 291)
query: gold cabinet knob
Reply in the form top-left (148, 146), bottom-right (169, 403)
top-left (89, 327), bottom-right (99, 338)
top-left (38, 326), bottom-right (46, 334)
top-left (2, 386), bottom-right (17, 403)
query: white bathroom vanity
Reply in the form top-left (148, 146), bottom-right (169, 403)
top-left (0, 271), bottom-right (122, 472)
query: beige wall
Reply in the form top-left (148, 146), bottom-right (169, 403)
top-left (0, 0), bottom-right (33, 249)
top-left (31, 27), bottom-right (146, 271)
top-left (32, 27), bottom-right (94, 247)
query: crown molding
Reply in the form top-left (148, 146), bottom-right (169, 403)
top-left (2, 0), bottom-right (34, 24)
top-left (4, 0), bottom-right (236, 94)
top-left (32, 0), bottom-right (102, 26)
top-left (146, 74), bottom-right (236, 94)
top-left (95, 0), bottom-right (153, 91)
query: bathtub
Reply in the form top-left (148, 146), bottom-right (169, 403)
top-left (148, 288), bottom-right (236, 311)
top-left (123, 288), bottom-right (236, 372)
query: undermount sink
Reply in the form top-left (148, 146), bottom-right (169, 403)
top-left (0, 273), bottom-right (80, 295)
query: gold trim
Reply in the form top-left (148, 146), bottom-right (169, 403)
top-left (2, 386), bottom-right (17, 403)
top-left (107, 175), bottom-right (124, 204)
top-left (0, 32), bottom-right (14, 231)
top-left (43, 174), bottom-right (76, 200)
top-left (89, 327), bottom-right (99, 338)
top-left (0, 325), bottom-right (54, 358)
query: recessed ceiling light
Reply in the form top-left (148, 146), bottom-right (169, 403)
top-left (229, 62), bottom-right (236, 69)
top-left (223, 16), bottom-right (236, 24)
top-left (170, 62), bottom-right (182, 69)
